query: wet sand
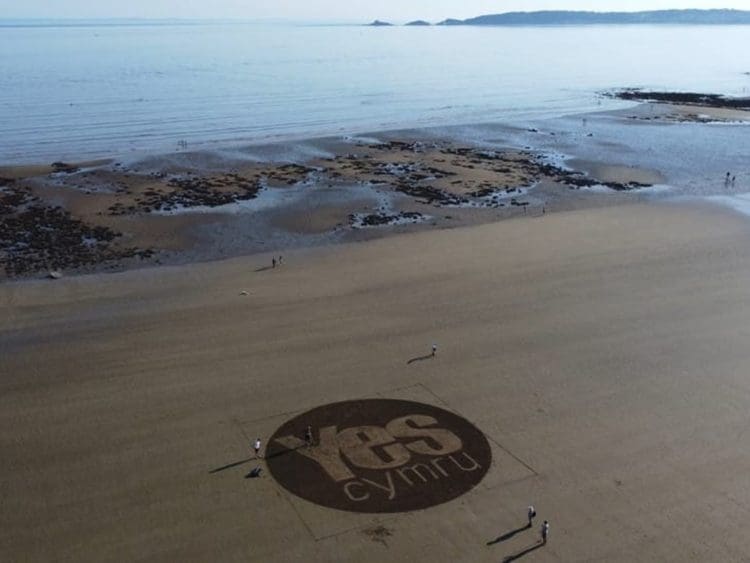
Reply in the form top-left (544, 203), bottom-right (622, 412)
top-left (3, 202), bottom-right (750, 561)
top-left (0, 135), bottom-right (655, 280)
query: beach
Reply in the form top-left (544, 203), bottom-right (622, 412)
top-left (5, 15), bottom-right (750, 561)
top-left (1, 91), bottom-right (750, 562)
top-left (3, 200), bottom-right (750, 561)
top-left (0, 127), bottom-right (664, 279)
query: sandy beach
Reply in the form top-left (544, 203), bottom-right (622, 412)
top-left (3, 200), bottom-right (750, 561)
top-left (4, 15), bottom-right (750, 562)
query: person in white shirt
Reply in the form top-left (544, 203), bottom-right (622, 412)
top-left (254, 438), bottom-right (262, 458)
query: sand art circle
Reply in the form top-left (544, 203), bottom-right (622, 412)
top-left (266, 399), bottom-right (492, 513)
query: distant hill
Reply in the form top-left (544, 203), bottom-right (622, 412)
top-left (368, 20), bottom-right (393, 26)
top-left (432, 10), bottom-right (750, 26)
top-left (436, 19), bottom-right (463, 26)
top-left (405, 20), bottom-right (431, 26)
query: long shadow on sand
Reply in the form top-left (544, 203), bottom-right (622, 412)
top-left (209, 458), bottom-right (254, 474)
top-left (487, 524), bottom-right (532, 546)
top-left (255, 266), bottom-right (274, 273)
top-left (407, 354), bottom-right (434, 365)
top-left (502, 542), bottom-right (544, 562)
top-left (264, 444), bottom-right (306, 460)
top-left (211, 446), bottom-right (305, 474)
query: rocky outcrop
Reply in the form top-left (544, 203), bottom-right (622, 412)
top-left (612, 89), bottom-right (750, 109)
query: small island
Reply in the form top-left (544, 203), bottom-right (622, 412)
top-left (405, 20), bottom-right (431, 26)
top-left (436, 19), bottom-right (463, 26)
top-left (368, 20), bottom-right (393, 26)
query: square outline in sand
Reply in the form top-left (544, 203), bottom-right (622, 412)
top-left (228, 382), bottom-right (537, 542)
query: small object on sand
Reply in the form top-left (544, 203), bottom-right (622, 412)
top-left (48, 270), bottom-right (63, 280)
top-left (240, 290), bottom-right (249, 296)
top-left (247, 467), bottom-right (262, 478)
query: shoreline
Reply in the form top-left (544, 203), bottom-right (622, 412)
top-left (2, 100), bottom-right (748, 282)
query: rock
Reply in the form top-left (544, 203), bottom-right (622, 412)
top-left (50, 162), bottom-right (79, 174)
top-left (610, 89), bottom-right (750, 109)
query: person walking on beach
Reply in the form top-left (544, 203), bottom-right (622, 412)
top-left (541, 520), bottom-right (549, 544)
top-left (726, 172), bottom-right (732, 187)
top-left (272, 257), bottom-right (276, 269)
top-left (527, 505), bottom-right (536, 528)
top-left (432, 343), bottom-right (437, 357)
top-left (254, 437), bottom-right (262, 458)
top-left (278, 255), bottom-right (283, 266)
top-left (305, 425), bottom-right (313, 447)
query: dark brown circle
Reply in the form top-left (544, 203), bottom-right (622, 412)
top-left (266, 399), bottom-right (492, 513)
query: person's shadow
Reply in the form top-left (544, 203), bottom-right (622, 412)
top-left (407, 353), bottom-right (434, 365)
top-left (208, 457), bottom-right (253, 474)
top-left (486, 523), bottom-right (531, 546)
top-left (502, 541), bottom-right (544, 562)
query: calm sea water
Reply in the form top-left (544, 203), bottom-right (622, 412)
top-left (1, 22), bottom-right (749, 164)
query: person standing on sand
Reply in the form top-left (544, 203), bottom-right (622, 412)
top-left (432, 343), bottom-right (437, 357)
top-left (278, 255), bottom-right (283, 266)
top-left (726, 172), bottom-right (731, 187)
top-left (527, 505), bottom-right (536, 527)
top-left (272, 257), bottom-right (276, 269)
top-left (541, 520), bottom-right (549, 544)
top-left (254, 438), bottom-right (262, 458)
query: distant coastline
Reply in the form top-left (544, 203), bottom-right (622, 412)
top-left (368, 9), bottom-right (750, 27)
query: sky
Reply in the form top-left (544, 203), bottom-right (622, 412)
top-left (2, 0), bottom-right (750, 22)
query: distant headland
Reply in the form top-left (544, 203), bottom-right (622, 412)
top-left (368, 9), bottom-right (750, 26)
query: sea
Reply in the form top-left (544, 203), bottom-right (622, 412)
top-left (1, 21), bottom-right (749, 165)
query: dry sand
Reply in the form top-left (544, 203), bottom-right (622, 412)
top-left (3, 201), bottom-right (750, 561)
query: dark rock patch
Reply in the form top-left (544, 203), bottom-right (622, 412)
top-left (611, 89), bottom-right (750, 109)
top-left (51, 162), bottom-right (80, 174)
top-left (1, 184), bottom-right (149, 277)
top-left (538, 162), bottom-right (651, 191)
top-left (109, 173), bottom-right (261, 214)
top-left (350, 211), bottom-right (425, 228)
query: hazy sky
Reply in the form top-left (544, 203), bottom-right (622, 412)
top-left (3, 1), bottom-right (750, 22)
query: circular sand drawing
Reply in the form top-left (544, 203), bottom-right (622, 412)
top-left (266, 399), bottom-right (492, 513)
